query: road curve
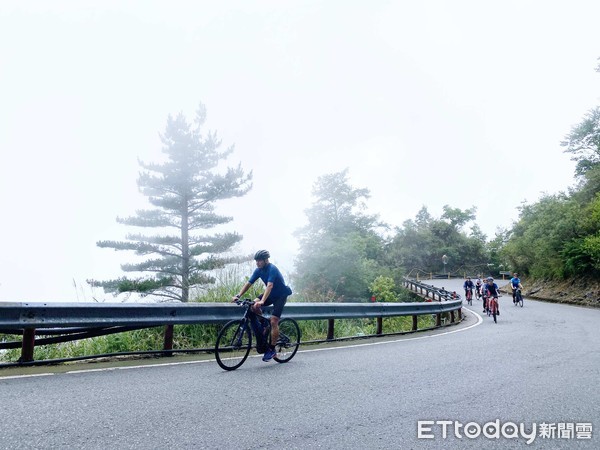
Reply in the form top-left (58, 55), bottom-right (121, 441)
top-left (1, 278), bottom-right (599, 449)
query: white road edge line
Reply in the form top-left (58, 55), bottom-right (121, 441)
top-left (300, 307), bottom-right (483, 354)
top-left (1, 309), bottom-right (483, 380)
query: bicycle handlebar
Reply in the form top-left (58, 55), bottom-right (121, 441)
top-left (233, 299), bottom-right (255, 306)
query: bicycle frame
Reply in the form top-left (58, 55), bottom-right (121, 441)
top-left (215, 299), bottom-right (301, 370)
top-left (233, 299), bottom-right (270, 346)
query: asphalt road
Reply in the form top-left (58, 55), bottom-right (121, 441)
top-left (1, 278), bottom-right (599, 449)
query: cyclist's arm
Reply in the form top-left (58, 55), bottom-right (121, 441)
top-left (256, 282), bottom-right (274, 306)
top-left (233, 281), bottom-right (253, 301)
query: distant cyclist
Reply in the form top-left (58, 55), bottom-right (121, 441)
top-left (475, 277), bottom-right (483, 299)
top-left (483, 277), bottom-right (500, 315)
top-left (510, 273), bottom-right (523, 304)
top-left (463, 277), bottom-right (474, 299)
top-left (232, 250), bottom-right (292, 362)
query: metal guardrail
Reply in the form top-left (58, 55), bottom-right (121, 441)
top-left (0, 300), bottom-right (461, 331)
top-left (402, 279), bottom-right (461, 301)
top-left (0, 282), bottom-right (462, 365)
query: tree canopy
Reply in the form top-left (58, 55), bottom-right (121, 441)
top-left (561, 106), bottom-right (600, 176)
top-left (294, 169), bottom-right (385, 300)
top-left (386, 205), bottom-right (488, 276)
top-left (501, 66), bottom-right (600, 280)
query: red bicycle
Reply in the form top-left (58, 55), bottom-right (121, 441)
top-left (465, 289), bottom-right (473, 306)
top-left (487, 295), bottom-right (499, 323)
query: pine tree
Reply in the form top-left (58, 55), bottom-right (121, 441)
top-left (89, 104), bottom-right (252, 302)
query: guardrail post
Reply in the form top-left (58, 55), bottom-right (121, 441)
top-left (435, 314), bottom-right (441, 327)
top-left (376, 317), bottom-right (382, 335)
top-left (163, 325), bottom-right (174, 356)
top-left (327, 319), bottom-right (334, 340)
top-left (450, 311), bottom-right (455, 323)
top-left (412, 315), bottom-right (418, 331)
top-left (458, 308), bottom-right (462, 320)
top-left (20, 328), bottom-right (36, 363)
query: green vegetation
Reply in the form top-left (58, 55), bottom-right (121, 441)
top-left (293, 169), bottom-right (388, 300)
top-left (0, 315), bottom-right (434, 363)
top-left (500, 103), bottom-right (600, 280)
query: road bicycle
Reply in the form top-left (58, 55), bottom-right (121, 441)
top-left (215, 299), bottom-right (301, 371)
top-left (487, 295), bottom-right (499, 323)
top-left (465, 289), bottom-right (473, 306)
top-left (513, 288), bottom-right (524, 307)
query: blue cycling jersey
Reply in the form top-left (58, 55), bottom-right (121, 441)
top-left (248, 263), bottom-right (291, 298)
top-left (484, 283), bottom-right (499, 296)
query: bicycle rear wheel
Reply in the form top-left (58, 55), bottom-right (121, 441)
top-left (273, 318), bottom-right (301, 363)
top-left (215, 320), bottom-right (252, 371)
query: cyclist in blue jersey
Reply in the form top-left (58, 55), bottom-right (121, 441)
top-left (463, 277), bottom-right (474, 299)
top-left (232, 250), bottom-right (292, 362)
top-left (510, 273), bottom-right (523, 304)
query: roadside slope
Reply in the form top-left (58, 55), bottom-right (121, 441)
top-left (500, 276), bottom-right (600, 308)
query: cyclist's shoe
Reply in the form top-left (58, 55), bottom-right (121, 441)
top-left (262, 348), bottom-right (277, 362)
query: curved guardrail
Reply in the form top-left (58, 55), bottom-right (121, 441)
top-left (0, 300), bottom-right (461, 330)
top-left (0, 284), bottom-right (462, 365)
top-left (402, 279), bottom-right (462, 301)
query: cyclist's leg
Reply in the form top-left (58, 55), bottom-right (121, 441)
top-left (259, 295), bottom-right (287, 350)
top-left (269, 296), bottom-right (288, 346)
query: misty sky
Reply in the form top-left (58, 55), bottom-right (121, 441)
top-left (1, 1), bottom-right (599, 302)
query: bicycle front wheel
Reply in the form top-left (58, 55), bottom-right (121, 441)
top-left (273, 318), bottom-right (300, 364)
top-left (518, 294), bottom-right (524, 307)
top-left (215, 320), bottom-right (252, 371)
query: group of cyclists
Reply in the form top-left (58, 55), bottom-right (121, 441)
top-left (463, 273), bottom-right (524, 316)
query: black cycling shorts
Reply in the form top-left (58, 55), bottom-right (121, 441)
top-left (258, 293), bottom-right (288, 318)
